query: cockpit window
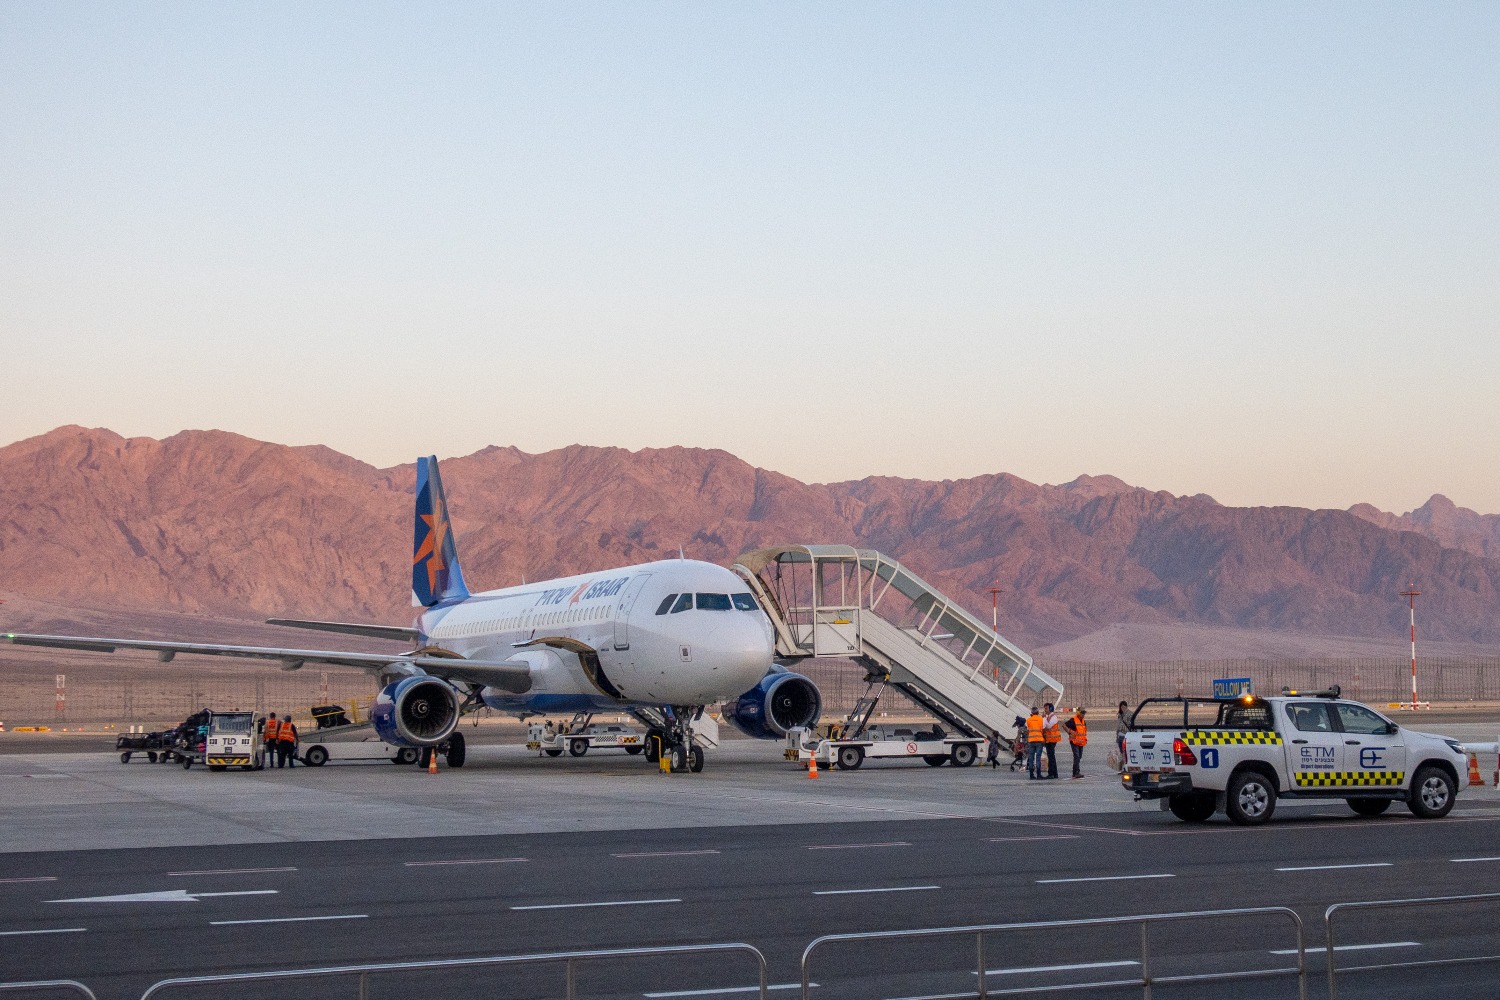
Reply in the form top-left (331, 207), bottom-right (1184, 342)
top-left (655, 594), bottom-right (677, 616)
top-left (695, 593), bottom-right (732, 611)
top-left (731, 593), bottom-right (759, 611)
top-left (670, 593), bottom-right (693, 614)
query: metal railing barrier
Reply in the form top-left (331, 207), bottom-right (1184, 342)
top-left (0, 983), bottom-right (97, 999)
top-left (800, 906), bottom-right (1306, 1000)
top-left (138, 941), bottom-right (768, 1000)
top-left (1325, 891), bottom-right (1500, 1000)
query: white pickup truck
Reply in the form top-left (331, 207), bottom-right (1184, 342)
top-left (1121, 687), bottom-right (1468, 825)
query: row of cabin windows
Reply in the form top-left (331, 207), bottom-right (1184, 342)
top-left (654, 592), bottom-right (760, 615)
top-left (435, 606), bottom-right (604, 638)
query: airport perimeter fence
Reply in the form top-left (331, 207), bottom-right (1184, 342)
top-left (7, 656), bottom-right (1500, 729)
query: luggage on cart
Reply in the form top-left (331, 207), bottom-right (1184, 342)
top-left (311, 704), bottom-right (352, 729)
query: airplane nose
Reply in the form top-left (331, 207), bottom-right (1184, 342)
top-left (708, 614), bottom-right (775, 685)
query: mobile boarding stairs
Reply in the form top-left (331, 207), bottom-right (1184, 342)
top-left (732, 546), bottom-right (1062, 739)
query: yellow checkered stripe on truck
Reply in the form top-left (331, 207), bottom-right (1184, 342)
top-left (1293, 771), bottom-right (1405, 787)
top-left (1181, 730), bottom-right (1283, 746)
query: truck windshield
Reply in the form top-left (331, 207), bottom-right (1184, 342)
top-left (212, 714), bottom-right (254, 734)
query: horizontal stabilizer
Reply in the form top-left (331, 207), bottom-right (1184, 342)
top-left (265, 618), bottom-right (418, 642)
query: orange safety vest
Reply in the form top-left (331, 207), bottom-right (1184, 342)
top-left (282, 721), bottom-right (297, 744)
top-left (1025, 714), bottom-right (1044, 743)
top-left (264, 720), bottom-right (278, 741)
top-left (1042, 716), bottom-right (1061, 744)
top-left (1068, 715), bottom-right (1087, 746)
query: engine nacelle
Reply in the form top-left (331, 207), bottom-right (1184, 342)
top-left (723, 668), bottom-right (822, 740)
top-left (371, 676), bottom-right (460, 747)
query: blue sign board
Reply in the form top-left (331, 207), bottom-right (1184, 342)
top-left (1212, 677), bottom-right (1253, 699)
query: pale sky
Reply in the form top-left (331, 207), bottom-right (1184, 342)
top-left (3, 3), bottom-right (1497, 514)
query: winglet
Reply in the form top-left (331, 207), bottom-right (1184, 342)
top-left (412, 456), bottom-right (470, 607)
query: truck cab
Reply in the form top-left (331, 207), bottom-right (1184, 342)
top-left (1121, 687), bottom-right (1467, 825)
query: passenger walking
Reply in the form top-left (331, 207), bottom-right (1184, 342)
top-left (1042, 703), bottom-right (1061, 779)
top-left (1011, 714), bottom-right (1027, 770)
top-left (1114, 700), bottom-right (1130, 769)
top-left (1065, 708), bottom-right (1088, 779)
top-left (1024, 707), bottom-right (1044, 779)
top-left (986, 730), bottom-right (1001, 769)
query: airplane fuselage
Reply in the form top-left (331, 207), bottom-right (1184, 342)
top-left (417, 559), bottom-right (775, 715)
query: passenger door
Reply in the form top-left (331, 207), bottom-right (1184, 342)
top-left (1283, 702), bottom-right (1343, 789)
top-left (1333, 703), bottom-right (1406, 788)
top-left (612, 574), bottom-right (652, 651)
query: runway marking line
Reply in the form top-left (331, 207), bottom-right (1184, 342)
top-left (0, 927), bottom-right (86, 937)
top-left (1451, 856), bottom-right (1500, 863)
top-left (805, 842), bottom-right (911, 851)
top-left (975, 960), bottom-right (1140, 976)
top-left (813, 885), bottom-right (940, 896)
top-left (1270, 942), bottom-right (1418, 955)
top-left (985, 835), bottom-right (1080, 843)
top-left (1036, 874), bottom-right (1174, 885)
top-left (613, 849), bottom-right (721, 858)
top-left (167, 867), bottom-right (296, 876)
top-left (511, 898), bottom-right (681, 911)
top-left (404, 858), bottom-right (528, 867)
top-left (645, 984), bottom-right (813, 997)
top-left (0, 877), bottom-right (57, 884)
top-left (211, 914), bottom-right (368, 926)
top-left (1274, 863), bottom-right (1393, 872)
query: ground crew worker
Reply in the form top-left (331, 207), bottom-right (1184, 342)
top-left (1024, 707), bottom-right (1044, 779)
top-left (986, 730), bottom-right (1001, 769)
top-left (262, 713), bottom-right (277, 768)
top-left (1042, 703), bottom-right (1061, 779)
top-left (279, 714), bottom-right (298, 768)
top-left (1065, 708), bottom-right (1088, 779)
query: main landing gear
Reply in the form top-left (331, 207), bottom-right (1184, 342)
top-left (643, 707), bottom-right (707, 774)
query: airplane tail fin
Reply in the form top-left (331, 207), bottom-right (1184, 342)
top-left (412, 456), bottom-right (470, 608)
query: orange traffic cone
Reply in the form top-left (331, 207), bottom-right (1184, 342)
top-left (808, 755), bottom-right (819, 779)
top-left (428, 748), bottom-right (439, 775)
top-left (1467, 753), bottom-right (1483, 786)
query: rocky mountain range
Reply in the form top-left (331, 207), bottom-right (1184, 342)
top-left (2, 425), bottom-right (1498, 654)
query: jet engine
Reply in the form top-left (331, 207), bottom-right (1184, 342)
top-left (371, 675), bottom-right (460, 747)
top-left (723, 667), bottom-right (822, 740)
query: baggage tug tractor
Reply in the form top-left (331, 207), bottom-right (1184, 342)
top-left (1121, 686), bottom-right (1468, 825)
top-left (204, 711), bottom-right (264, 771)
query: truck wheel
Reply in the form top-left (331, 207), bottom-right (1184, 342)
top-left (1408, 765), bottom-right (1456, 819)
top-left (304, 745), bottom-right (329, 767)
top-left (543, 746), bottom-right (564, 758)
top-left (688, 746), bottom-right (705, 773)
top-left (837, 746), bottom-right (864, 770)
top-left (446, 732), bottom-right (467, 768)
top-left (1168, 792), bottom-right (1216, 823)
top-left (147, 752), bottom-right (158, 763)
top-left (569, 738), bottom-right (588, 758)
top-left (1347, 798), bottom-right (1391, 817)
top-left (1225, 769), bottom-right (1276, 825)
top-left (120, 752), bottom-right (131, 764)
top-left (624, 746), bottom-right (643, 755)
top-left (182, 757), bottom-right (192, 770)
top-left (950, 743), bottom-right (977, 768)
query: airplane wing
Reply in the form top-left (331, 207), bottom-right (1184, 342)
top-left (264, 618), bottom-right (419, 642)
top-left (0, 632), bottom-right (531, 692)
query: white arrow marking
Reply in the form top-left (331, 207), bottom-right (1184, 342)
top-left (48, 889), bottom-right (277, 904)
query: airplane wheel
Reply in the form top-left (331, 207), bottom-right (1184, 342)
top-left (688, 746), bottom-right (705, 773)
top-left (569, 738), bottom-right (588, 757)
top-left (668, 744), bottom-right (687, 772)
top-left (446, 732), bottom-right (467, 768)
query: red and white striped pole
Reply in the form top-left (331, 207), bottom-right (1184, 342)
top-left (1400, 584), bottom-right (1421, 709)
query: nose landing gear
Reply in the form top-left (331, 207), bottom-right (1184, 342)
top-left (642, 707), bottom-right (708, 774)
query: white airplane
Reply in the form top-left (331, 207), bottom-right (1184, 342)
top-left (2, 456), bottom-right (823, 772)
